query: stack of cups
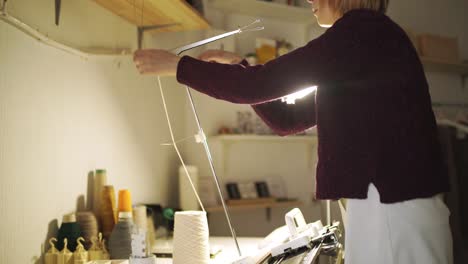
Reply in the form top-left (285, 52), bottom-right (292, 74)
top-left (172, 211), bottom-right (209, 264)
top-left (76, 211), bottom-right (98, 249)
top-left (100, 185), bottom-right (117, 239)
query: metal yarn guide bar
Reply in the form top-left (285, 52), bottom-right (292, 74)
top-left (158, 19), bottom-right (264, 257)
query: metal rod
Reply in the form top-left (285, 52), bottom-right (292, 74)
top-left (184, 86), bottom-right (242, 256)
top-left (172, 19), bottom-right (263, 55)
top-left (173, 29), bottom-right (241, 55)
top-left (171, 21), bottom-right (264, 256)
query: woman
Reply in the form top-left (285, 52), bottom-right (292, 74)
top-left (134, 0), bottom-right (453, 263)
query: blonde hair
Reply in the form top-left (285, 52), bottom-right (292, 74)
top-left (334, 0), bottom-right (389, 14)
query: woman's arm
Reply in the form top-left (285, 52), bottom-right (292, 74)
top-left (175, 21), bottom-right (364, 105)
top-left (197, 49), bottom-right (317, 136)
top-left (252, 91), bottom-right (317, 136)
top-left (135, 15), bottom-right (371, 105)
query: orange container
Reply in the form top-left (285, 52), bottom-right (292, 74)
top-left (418, 34), bottom-right (459, 63)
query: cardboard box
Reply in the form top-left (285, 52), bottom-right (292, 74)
top-left (418, 34), bottom-right (460, 63)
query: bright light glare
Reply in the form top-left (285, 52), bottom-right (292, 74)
top-left (281, 86), bottom-right (317, 104)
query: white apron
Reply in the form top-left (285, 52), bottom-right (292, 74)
top-left (344, 184), bottom-right (453, 264)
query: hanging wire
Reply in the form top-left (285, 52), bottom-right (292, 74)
top-left (160, 135), bottom-right (197, 146)
top-left (157, 76), bottom-right (206, 212)
top-left (183, 85), bottom-right (241, 256)
top-left (141, 0), bottom-right (144, 26)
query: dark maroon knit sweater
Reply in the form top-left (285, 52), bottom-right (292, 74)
top-left (176, 9), bottom-right (449, 203)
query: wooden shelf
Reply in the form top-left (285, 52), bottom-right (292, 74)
top-left (207, 0), bottom-right (316, 25)
top-left (211, 134), bottom-right (317, 143)
top-left (211, 134), bottom-right (318, 173)
top-left (421, 57), bottom-right (468, 76)
top-left (206, 200), bottom-right (302, 213)
top-left (92, 0), bottom-right (210, 33)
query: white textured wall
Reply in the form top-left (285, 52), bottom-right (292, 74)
top-left (0, 0), bottom-right (187, 263)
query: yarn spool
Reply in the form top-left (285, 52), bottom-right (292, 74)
top-left (93, 169), bottom-right (107, 218)
top-left (172, 211), bottom-right (210, 264)
top-left (57, 238), bottom-right (73, 264)
top-left (133, 205), bottom-right (147, 232)
top-left (57, 213), bottom-right (81, 251)
top-left (73, 237), bottom-right (88, 264)
top-left (108, 189), bottom-right (134, 260)
top-left (44, 238), bottom-right (59, 264)
top-left (100, 185), bottom-right (117, 239)
top-left (100, 238), bottom-right (110, 260)
top-left (146, 216), bottom-right (157, 249)
top-left (76, 211), bottom-right (98, 249)
top-left (88, 236), bottom-right (103, 261)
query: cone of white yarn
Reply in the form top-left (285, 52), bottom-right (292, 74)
top-left (173, 211), bottom-right (210, 264)
top-left (133, 205), bottom-right (148, 232)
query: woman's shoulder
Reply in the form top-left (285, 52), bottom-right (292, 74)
top-left (319, 9), bottom-right (421, 75)
top-left (334, 9), bottom-right (406, 38)
top-left (329, 9), bottom-right (413, 51)
top-left (339, 8), bottom-right (390, 22)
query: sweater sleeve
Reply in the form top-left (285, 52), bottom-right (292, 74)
top-left (252, 91), bottom-right (317, 136)
top-left (176, 17), bottom-right (366, 105)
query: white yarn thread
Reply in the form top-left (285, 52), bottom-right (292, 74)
top-left (157, 76), bottom-right (205, 212)
top-left (173, 211), bottom-right (210, 264)
top-left (179, 165), bottom-right (200, 211)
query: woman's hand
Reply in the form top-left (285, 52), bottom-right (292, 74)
top-left (134, 49), bottom-right (180, 76)
top-left (198, 50), bottom-right (243, 64)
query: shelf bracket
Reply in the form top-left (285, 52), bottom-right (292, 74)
top-left (55, 0), bottom-right (61, 26)
top-left (1, 0), bottom-right (7, 13)
top-left (266, 207), bottom-right (272, 221)
top-left (137, 23), bottom-right (179, 50)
